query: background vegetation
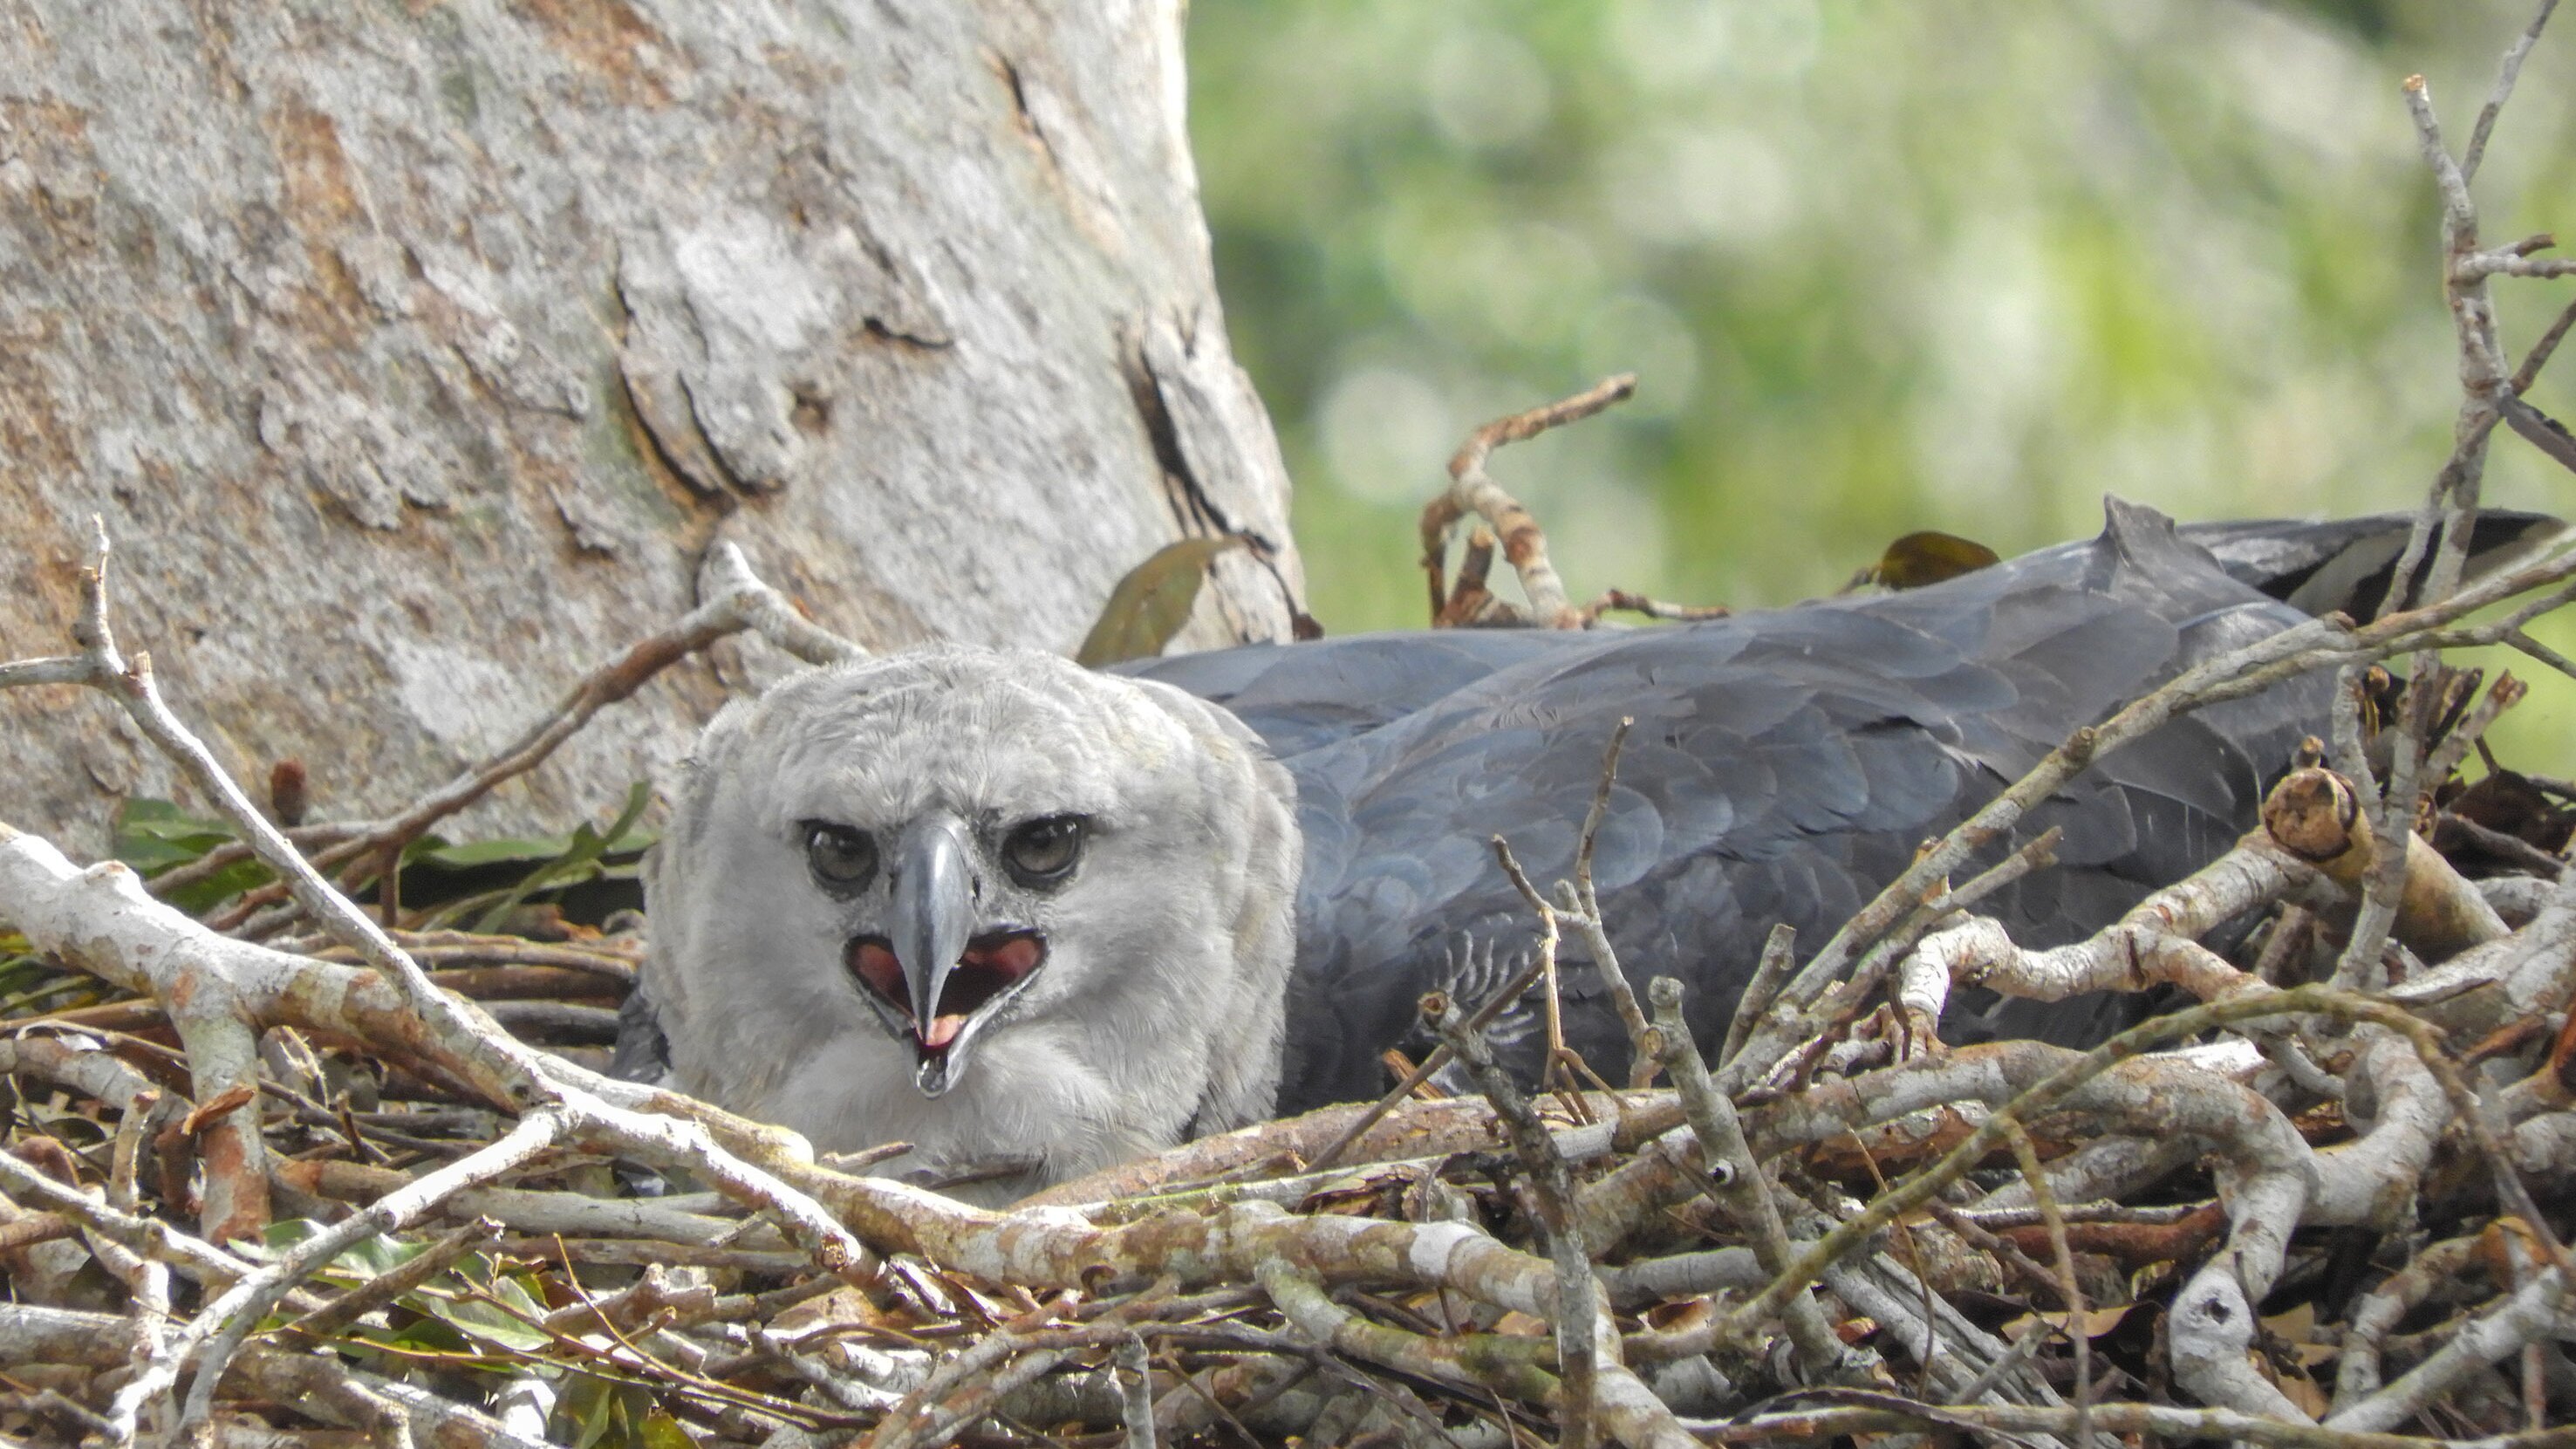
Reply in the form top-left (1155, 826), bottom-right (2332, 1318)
top-left (1187, 2), bottom-right (2576, 722)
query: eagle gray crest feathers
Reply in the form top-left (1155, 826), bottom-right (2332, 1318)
top-left (630, 650), bottom-right (1299, 1191)
top-left (616, 500), bottom-right (2558, 1198)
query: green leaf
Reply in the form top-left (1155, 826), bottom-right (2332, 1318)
top-left (111, 798), bottom-right (236, 871)
top-left (413, 833), bottom-right (584, 869)
top-left (161, 858), bottom-right (275, 915)
top-left (0, 950), bottom-right (111, 1015)
top-left (254, 1219), bottom-right (429, 1285)
top-left (338, 1232), bottom-right (428, 1278)
top-left (556, 1370), bottom-right (618, 1449)
top-left (107, 798), bottom-right (276, 911)
top-left (258, 1218), bottom-right (323, 1254)
top-left (369, 1256), bottom-right (557, 1355)
top-left (555, 1376), bottom-right (654, 1449)
top-left (115, 797), bottom-right (231, 837)
top-left (427, 1287), bottom-right (553, 1353)
top-left (1076, 535), bottom-right (1254, 667)
top-left (639, 1411), bottom-right (701, 1449)
top-left (470, 782), bottom-right (654, 933)
top-left (372, 1316), bottom-right (473, 1355)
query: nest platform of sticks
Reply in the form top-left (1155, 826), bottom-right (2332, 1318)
top-left (10, 10), bottom-right (2576, 1449)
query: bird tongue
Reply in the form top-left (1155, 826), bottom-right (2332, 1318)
top-left (848, 933), bottom-right (1045, 1052)
top-left (917, 937), bottom-right (1042, 1049)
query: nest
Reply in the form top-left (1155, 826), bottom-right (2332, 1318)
top-left (10, 10), bottom-right (2576, 1446)
top-left (7, 639), bottom-right (2576, 1449)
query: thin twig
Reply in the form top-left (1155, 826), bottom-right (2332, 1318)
top-left (277, 1218), bottom-right (502, 1345)
top-left (1721, 984), bottom-right (2421, 1347)
top-left (2005, 1122), bottom-right (2091, 1449)
top-left (1734, 537), bottom-right (2576, 1090)
top-left (1646, 976), bottom-right (1854, 1381)
top-left (1427, 991), bottom-right (1599, 1449)
top-left (2463, 0), bottom-right (2561, 182)
top-left (169, 1109), bottom-right (570, 1436)
top-left (173, 541), bottom-right (863, 922)
top-left (2511, 295), bottom-right (2576, 393)
top-left (1304, 915), bottom-right (1564, 1176)
top-left (1720, 924), bottom-right (1798, 1069)
top-left (1117, 1334), bottom-right (1159, 1449)
top-left (1422, 374), bottom-right (1637, 629)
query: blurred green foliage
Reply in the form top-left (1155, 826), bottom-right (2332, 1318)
top-left (1187, 0), bottom-right (2576, 758)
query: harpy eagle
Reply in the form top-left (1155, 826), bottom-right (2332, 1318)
top-left (614, 501), bottom-right (2552, 1193)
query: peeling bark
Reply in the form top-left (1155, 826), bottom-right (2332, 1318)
top-left (0, 0), bottom-right (1301, 851)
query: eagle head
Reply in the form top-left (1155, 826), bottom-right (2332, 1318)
top-left (640, 646), bottom-right (1301, 1196)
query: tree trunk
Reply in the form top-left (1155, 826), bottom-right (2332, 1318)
top-left (0, 0), bottom-right (1302, 853)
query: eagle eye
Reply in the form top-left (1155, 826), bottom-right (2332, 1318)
top-left (1001, 815), bottom-right (1085, 887)
top-left (803, 822), bottom-right (878, 893)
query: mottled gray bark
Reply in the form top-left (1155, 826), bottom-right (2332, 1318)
top-left (0, 0), bottom-right (1301, 851)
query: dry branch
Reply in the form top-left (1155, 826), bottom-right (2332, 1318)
top-left (10, 510), bottom-right (2576, 1445)
top-left (1420, 373), bottom-right (1636, 629)
top-left (12, 13), bottom-right (2576, 1444)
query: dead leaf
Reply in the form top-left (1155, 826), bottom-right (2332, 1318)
top-left (2001, 1304), bottom-right (2133, 1343)
top-left (1076, 535), bottom-right (1253, 667)
top-left (2263, 1302), bottom-right (2315, 1340)
top-left (183, 1083), bottom-right (259, 1135)
top-left (1642, 1296), bottom-right (1716, 1333)
top-left (1299, 1179), bottom-right (1394, 1216)
top-left (2261, 1303), bottom-right (2338, 1370)
top-left (1864, 531), bottom-right (2002, 590)
top-left (769, 1285), bottom-right (879, 1336)
top-left (2277, 1367), bottom-right (2331, 1418)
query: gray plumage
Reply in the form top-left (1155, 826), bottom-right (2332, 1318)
top-left (633, 653), bottom-right (1298, 1191)
top-left (618, 500), bottom-right (2559, 1195)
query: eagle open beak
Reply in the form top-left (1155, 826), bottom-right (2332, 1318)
top-left (854, 812), bottom-right (1047, 1097)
